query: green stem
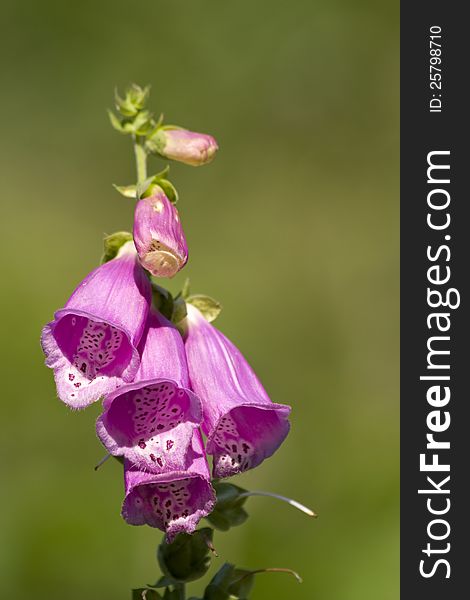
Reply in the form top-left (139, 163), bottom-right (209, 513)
top-left (134, 135), bottom-right (148, 184)
top-left (174, 583), bottom-right (186, 600)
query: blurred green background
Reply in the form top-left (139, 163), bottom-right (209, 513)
top-left (0, 0), bottom-right (398, 598)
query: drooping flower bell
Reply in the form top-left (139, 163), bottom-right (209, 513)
top-left (147, 127), bottom-right (218, 167)
top-left (41, 241), bottom-right (151, 409)
top-left (184, 304), bottom-right (291, 478)
top-left (122, 430), bottom-right (215, 541)
top-left (133, 187), bottom-right (188, 278)
top-left (96, 309), bottom-right (201, 473)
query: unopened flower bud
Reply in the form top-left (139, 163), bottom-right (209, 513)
top-left (133, 187), bottom-right (188, 278)
top-left (147, 128), bottom-right (218, 166)
top-left (157, 527), bottom-right (214, 582)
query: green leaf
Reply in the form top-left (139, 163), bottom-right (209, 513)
top-left (186, 295), bottom-right (222, 323)
top-left (226, 570), bottom-right (255, 599)
top-left (157, 528), bottom-right (214, 584)
top-left (206, 506), bottom-right (249, 532)
top-left (132, 588), bottom-right (163, 600)
top-left (206, 483), bottom-right (249, 532)
top-left (204, 563), bottom-right (254, 600)
top-left (101, 231), bottom-right (133, 264)
top-left (204, 564), bottom-right (302, 600)
top-left (113, 183), bottom-right (137, 199)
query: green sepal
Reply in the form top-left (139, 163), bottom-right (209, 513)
top-left (156, 177), bottom-right (179, 204)
top-left (152, 283), bottom-right (174, 322)
top-left (145, 114), bottom-right (165, 140)
top-left (172, 295), bottom-right (187, 326)
top-left (151, 283), bottom-right (188, 328)
top-left (121, 110), bottom-right (154, 136)
top-left (113, 183), bottom-right (137, 199)
top-left (101, 231), bottom-right (133, 264)
top-left (206, 482), bottom-right (249, 531)
top-left (204, 563), bottom-right (254, 600)
top-left (145, 128), bottom-right (166, 156)
top-left (153, 165), bottom-right (171, 180)
top-left (108, 109), bottom-right (126, 133)
top-left (186, 295), bottom-right (222, 323)
top-left (146, 125), bottom-right (187, 157)
top-left (110, 84), bottom-right (155, 138)
top-left (115, 84), bottom-right (150, 117)
top-left (136, 176), bottom-right (157, 201)
top-left (137, 167), bottom-right (178, 204)
top-left (132, 589), bottom-right (163, 600)
top-left (157, 528), bottom-right (214, 584)
top-left (109, 110), bottom-right (154, 137)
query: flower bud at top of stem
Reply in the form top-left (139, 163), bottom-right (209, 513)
top-left (147, 127), bottom-right (218, 166)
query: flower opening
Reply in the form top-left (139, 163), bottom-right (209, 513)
top-left (41, 242), bottom-right (151, 408)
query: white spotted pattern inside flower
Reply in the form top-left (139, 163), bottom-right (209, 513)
top-left (137, 480), bottom-right (192, 527)
top-left (212, 414), bottom-right (253, 474)
top-left (63, 318), bottom-right (126, 400)
top-left (132, 383), bottom-right (184, 437)
top-left (107, 383), bottom-right (188, 468)
top-left (72, 320), bottom-right (123, 379)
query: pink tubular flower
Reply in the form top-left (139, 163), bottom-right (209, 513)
top-left (40, 241), bottom-right (151, 409)
top-left (150, 127), bottom-right (218, 166)
top-left (96, 309), bottom-right (201, 473)
top-left (133, 188), bottom-right (188, 278)
top-left (184, 304), bottom-right (291, 478)
top-left (122, 430), bottom-right (215, 541)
